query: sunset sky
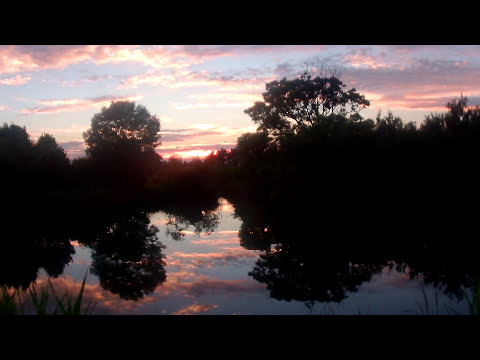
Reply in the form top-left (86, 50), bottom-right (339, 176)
top-left (1, 45), bottom-right (479, 159)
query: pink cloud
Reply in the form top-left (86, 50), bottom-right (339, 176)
top-left (163, 45), bottom-right (325, 62)
top-left (20, 94), bottom-right (144, 115)
top-left (0, 45), bottom-right (321, 76)
top-left (36, 98), bottom-right (80, 106)
top-left (341, 59), bottom-right (480, 113)
top-left (119, 67), bottom-right (269, 92)
top-left (361, 85), bottom-right (480, 113)
top-left (189, 237), bottom-right (239, 246)
top-left (343, 54), bottom-right (391, 70)
top-left (0, 45), bottom-right (189, 75)
top-left (0, 74), bottom-right (31, 85)
top-left (0, 45), bottom-right (100, 74)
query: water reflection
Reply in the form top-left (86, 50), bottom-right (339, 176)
top-left (84, 212), bottom-right (167, 300)
top-left (230, 192), bottom-right (480, 306)
top-left (165, 211), bottom-right (220, 241)
top-left (1, 191), bottom-right (478, 313)
top-left (162, 197), bottom-right (220, 241)
top-left (0, 197), bottom-right (223, 303)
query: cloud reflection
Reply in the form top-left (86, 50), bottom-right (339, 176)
top-left (173, 302), bottom-right (219, 315)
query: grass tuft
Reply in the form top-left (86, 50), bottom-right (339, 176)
top-left (0, 271), bottom-right (95, 315)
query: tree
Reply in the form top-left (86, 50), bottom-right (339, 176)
top-left (231, 131), bottom-right (273, 164)
top-left (83, 101), bottom-right (161, 158)
top-left (244, 74), bottom-right (370, 137)
top-left (32, 133), bottom-right (69, 168)
top-left (0, 123), bottom-right (34, 188)
top-left (374, 110), bottom-right (406, 137)
top-left (0, 123), bottom-right (32, 149)
top-left (82, 101), bottom-right (162, 188)
top-left (0, 123), bottom-right (33, 164)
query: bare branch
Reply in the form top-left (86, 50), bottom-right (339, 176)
top-left (301, 57), bottom-right (344, 79)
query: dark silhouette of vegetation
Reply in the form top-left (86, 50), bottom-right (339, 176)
top-left (0, 202), bottom-right (74, 290)
top-left (146, 155), bottom-right (220, 204)
top-left (2, 65), bottom-right (480, 313)
top-left (80, 101), bottom-right (163, 191)
top-left (0, 124), bottom-right (69, 193)
top-left (244, 72), bottom-right (370, 138)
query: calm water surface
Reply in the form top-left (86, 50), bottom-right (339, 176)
top-left (27, 198), bottom-right (471, 315)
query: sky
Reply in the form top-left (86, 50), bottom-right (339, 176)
top-left (1, 45), bottom-right (479, 159)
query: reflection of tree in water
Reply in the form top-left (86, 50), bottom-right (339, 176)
top-left (391, 245), bottom-right (480, 301)
top-left (238, 223), bottom-right (273, 251)
top-left (86, 212), bottom-right (167, 301)
top-left (165, 210), bottom-right (220, 241)
top-left (230, 192), bottom-right (480, 306)
top-left (0, 206), bottom-right (74, 290)
top-left (161, 198), bottom-right (221, 241)
top-left (250, 242), bottom-right (384, 303)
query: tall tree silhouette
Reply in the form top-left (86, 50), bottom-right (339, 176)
top-left (82, 101), bottom-right (162, 188)
top-left (244, 74), bottom-right (370, 137)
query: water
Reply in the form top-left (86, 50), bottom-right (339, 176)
top-left (18, 198), bottom-right (473, 315)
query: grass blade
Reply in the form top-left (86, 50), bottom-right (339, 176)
top-left (73, 273), bottom-right (87, 315)
top-left (0, 286), bottom-right (18, 315)
top-left (48, 279), bottom-right (67, 315)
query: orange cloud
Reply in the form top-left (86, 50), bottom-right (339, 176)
top-left (173, 302), bottom-right (219, 315)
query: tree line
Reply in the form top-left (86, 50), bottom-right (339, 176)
top-left (2, 70), bottom-right (480, 215)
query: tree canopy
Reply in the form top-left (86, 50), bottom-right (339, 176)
top-left (244, 73), bottom-right (370, 137)
top-left (83, 101), bottom-right (161, 158)
top-left (32, 133), bottom-right (69, 168)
